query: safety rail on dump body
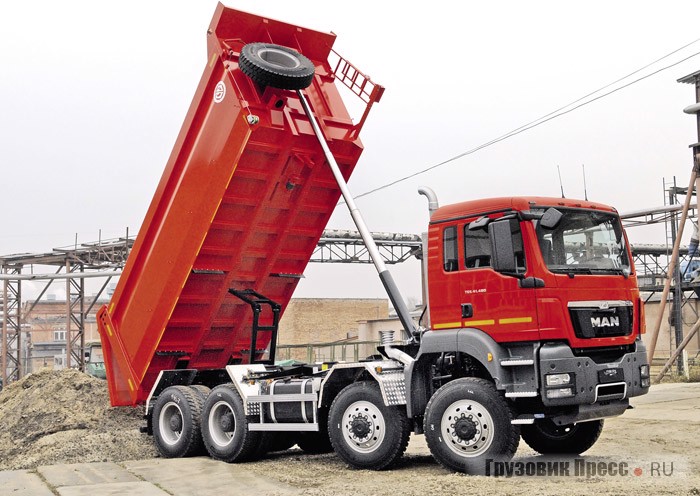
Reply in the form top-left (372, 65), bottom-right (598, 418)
top-left (328, 49), bottom-right (385, 139)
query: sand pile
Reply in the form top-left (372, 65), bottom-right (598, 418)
top-left (0, 368), bottom-right (157, 470)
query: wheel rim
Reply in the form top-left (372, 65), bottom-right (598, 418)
top-left (341, 400), bottom-right (386, 453)
top-left (208, 400), bottom-right (236, 448)
top-left (257, 47), bottom-right (300, 69)
top-left (158, 401), bottom-right (184, 446)
top-left (441, 399), bottom-right (494, 457)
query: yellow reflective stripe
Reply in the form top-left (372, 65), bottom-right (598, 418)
top-left (499, 317), bottom-right (533, 325)
top-left (127, 378), bottom-right (135, 392)
top-left (464, 319), bottom-right (495, 326)
top-left (433, 321), bottom-right (461, 330)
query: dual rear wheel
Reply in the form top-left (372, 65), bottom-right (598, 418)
top-left (152, 384), bottom-right (332, 461)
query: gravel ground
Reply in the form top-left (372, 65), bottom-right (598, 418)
top-left (0, 371), bottom-right (697, 495)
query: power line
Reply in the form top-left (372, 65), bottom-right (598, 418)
top-left (352, 39), bottom-right (700, 201)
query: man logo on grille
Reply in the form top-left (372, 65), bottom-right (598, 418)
top-left (591, 316), bottom-right (619, 328)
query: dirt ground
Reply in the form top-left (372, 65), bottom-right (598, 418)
top-left (0, 369), bottom-right (156, 470)
top-left (1, 371), bottom-right (698, 495)
top-left (241, 387), bottom-right (700, 496)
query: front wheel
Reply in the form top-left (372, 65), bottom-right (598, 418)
top-left (328, 381), bottom-right (411, 470)
top-left (521, 419), bottom-right (603, 455)
top-left (424, 378), bottom-right (519, 474)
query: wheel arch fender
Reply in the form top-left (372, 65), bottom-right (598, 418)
top-left (405, 329), bottom-right (513, 418)
top-left (319, 361), bottom-right (407, 409)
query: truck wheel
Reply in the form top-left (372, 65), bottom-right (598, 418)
top-left (328, 381), bottom-right (411, 470)
top-left (424, 378), bottom-right (519, 474)
top-left (239, 42), bottom-right (315, 90)
top-left (152, 385), bottom-right (204, 458)
top-left (522, 419), bottom-right (603, 455)
top-left (201, 384), bottom-right (263, 462)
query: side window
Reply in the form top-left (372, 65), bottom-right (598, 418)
top-left (464, 228), bottom-right (492, 268)
top-left (443, 226), bottom-right (458, 272)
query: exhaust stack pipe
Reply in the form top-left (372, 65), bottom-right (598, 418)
top-left (418, 187), bottom-right (439, 217)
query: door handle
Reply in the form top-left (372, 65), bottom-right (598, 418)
top-left (461, 303), bottom-right (473, 318)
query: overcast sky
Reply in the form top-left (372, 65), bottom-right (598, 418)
top-left (2, 1), bottom-right (700, 302)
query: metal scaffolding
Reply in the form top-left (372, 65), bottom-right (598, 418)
top-left (0, 235), bottom-right (133, 385)
top-left (1, 266), bottom-right (22, 384)
top-left (1, 210), bottom-right (695, 385)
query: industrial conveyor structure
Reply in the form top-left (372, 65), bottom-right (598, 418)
top-left (97, 4), bottom-right (383, 406)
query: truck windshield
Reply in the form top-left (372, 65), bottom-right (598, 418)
top-left (534, 208), bottom-right (630, 275)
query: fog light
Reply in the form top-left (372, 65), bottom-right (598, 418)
top-left (545, 373), bottom-right (572, 386)
top-left (641, 378), bottom-right (650, 388)
top-left (546, 387), bottom-right (575, 399)
top-left (640, 365), bottom-right (650, 378)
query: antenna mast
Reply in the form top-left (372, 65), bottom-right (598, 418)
top-left (557, 165), bottom-right (565, 198)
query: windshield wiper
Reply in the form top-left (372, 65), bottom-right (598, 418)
top-left (550, 266), bottom-right (630, 278)
top-left (600, 267), bottom-right (630, 278)
top-left (550, 267), bottom-right (593, 275)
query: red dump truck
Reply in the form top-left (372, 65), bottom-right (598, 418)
top-left (98, 3), bottom-right (650, 474)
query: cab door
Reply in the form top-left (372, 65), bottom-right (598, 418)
top-left (458, 217), bottom-right (540, 343)
top-left (427, 223), bottom-right (464, 331)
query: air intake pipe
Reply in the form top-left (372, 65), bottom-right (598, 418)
top-left (418, 187), bottom-right (439, 217)
top-left (379, 330), bottom-right (414, 366)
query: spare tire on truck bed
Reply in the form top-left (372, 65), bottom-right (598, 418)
top-left (239, 42), bottom-right (315, 90)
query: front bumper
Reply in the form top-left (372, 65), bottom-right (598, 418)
top-left (539, 338), bottom-right (649, 408)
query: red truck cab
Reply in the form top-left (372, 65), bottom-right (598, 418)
top-left (422, 196), bottom-right (649, 414)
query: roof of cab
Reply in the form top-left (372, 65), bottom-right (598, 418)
top-left (430, 196), bottom-right (617, 224)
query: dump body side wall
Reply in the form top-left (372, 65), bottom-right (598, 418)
top-left (98, 4), bottom-right (366, 406)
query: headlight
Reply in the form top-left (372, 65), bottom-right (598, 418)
top-left (545, 373), bottom-right (572, 386)
top-left (641, 378), bottom-right (651, 388)
top-left (546, 387), bottom-right (575, 399)
top-left (640, 365), bottom-right (650, 378)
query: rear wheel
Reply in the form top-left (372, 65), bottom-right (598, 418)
top-left (424, 378), bottom-right (519, 474)
top-left (201, 384), bottom-right (263, 462)
top-left (152, 386), bottom-right (204, 458)
top-left (328, 381), bottom-right (411, 470)
top-left (522, 419), bottom-right (603, 455)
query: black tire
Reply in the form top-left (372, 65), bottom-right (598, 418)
top-left (201, 384), bottom-right (263, 462)
top-left (328, 381), bottom-right (411, 470)
top-left (424, 378), bottom-right (519, 474)
top-left (188, 385), bottom-right (212, 455)
top-left (190, 384), bottom-right (211, 401)
top-left (522, 419), bottom-right (603, 455)
top-left (152, 385), bottom-right (205, 458)
top-left (239, 42), bottom-right (315, 90)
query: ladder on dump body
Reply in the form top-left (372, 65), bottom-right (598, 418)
top-left (228, 289), bottom-right (281, 365)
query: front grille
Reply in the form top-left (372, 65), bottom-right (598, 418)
top-left (573, 344), bottom-right (634, 364)
top-left (569, 303), bottom-right (633, 339)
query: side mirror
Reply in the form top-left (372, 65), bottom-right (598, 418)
top-left (540, 207), bottom-right (563, 229)
top-left (489, 219), bottom-right (517, 274)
